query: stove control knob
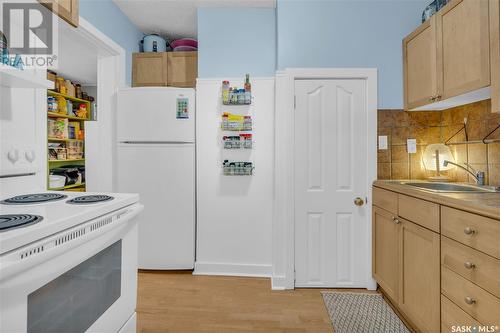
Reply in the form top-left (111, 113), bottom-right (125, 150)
top-left (7, 149), bottom-right (19, 163)
top-left (25, 150), bottom-right (36, 163)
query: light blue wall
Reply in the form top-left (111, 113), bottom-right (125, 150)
top-left (80, 0), bottom-right (143, 85)
top-left (277, 0), bottom-right (427, 109)
top-left (198, 8), bottom-right (276, 78)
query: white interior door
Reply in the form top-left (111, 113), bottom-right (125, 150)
top-left (294, 79), bottom-right (368, 288)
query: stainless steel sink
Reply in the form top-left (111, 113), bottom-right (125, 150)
top-left (401, 182), bottom-right (500, 193)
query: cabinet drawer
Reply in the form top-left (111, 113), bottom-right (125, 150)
top-left (442, 236), bottom-right (500, 298)
top-left (442, 266), bottom-right (500, 325)
top-left (441, 206), bottom-right (500, 259)
top-left (441, 294), bottom-right (482, 333)
top-left (398, 194), bottom-right (440, 232)
top-left (372, 187), bottom-right (398, 214)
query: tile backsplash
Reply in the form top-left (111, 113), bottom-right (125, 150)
top-left (377, 99), bottom-right (500, 186)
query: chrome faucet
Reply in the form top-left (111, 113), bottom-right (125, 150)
top-left (443, 160), bottom-right (485, 186)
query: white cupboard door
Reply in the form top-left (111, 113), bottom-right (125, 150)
top-left (294, 79), bottom-right (367, 288)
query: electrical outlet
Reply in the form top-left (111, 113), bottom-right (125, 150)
top-left (407, 139), bottom-right (417, 154)
top-left (378, 136), bottom-right (388, 150)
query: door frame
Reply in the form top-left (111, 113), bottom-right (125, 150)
top-left (272, 68), bottom-right (378, 290)
top-left (69, 17), bottom-right (126, 192)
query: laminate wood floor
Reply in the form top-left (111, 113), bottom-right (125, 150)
top-left (136, 271), bottom-right (334, 333)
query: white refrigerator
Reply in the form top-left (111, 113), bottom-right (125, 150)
top-left (116, 87), bottom-right (195, 269)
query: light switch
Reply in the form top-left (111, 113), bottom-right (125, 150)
top-left (407, 139), bottom-right (417, 154)
top-left (378, 136), bottom-right (388, 150)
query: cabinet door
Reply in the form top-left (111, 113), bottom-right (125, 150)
top-left (403, 16), bottom-right (438, 110)
top-left (437, 0), bottom-right (491, 99)
top-left (372, 206), bottom-right (399, 303)
top-left (39, 0), bottom-right (79, 27)
top-left (398, 219), bottom-right (440, 333)
top-left (132, 53), bottom-right (168, 87)
top-left (490, 0), bottom-right (500, 113)
top-left (167, 52), bottom-right (198, 88)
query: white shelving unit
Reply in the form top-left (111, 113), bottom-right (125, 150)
top-left (0, 64), bottom-right (53, 89)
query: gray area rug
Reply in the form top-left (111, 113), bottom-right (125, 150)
top-left (321, 292), bottom-right (410, 333)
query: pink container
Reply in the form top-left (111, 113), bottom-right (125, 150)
top-left (170, 38), bottom-right (198, 50)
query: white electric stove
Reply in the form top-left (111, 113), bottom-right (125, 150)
top-left (0, 191), bottom-right (143, 333)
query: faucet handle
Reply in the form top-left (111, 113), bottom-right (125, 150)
top-left (476, 171), bottom-right (485, 186)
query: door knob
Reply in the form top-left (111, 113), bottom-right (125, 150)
top-left (464, 227), bottom-right (476, 235)
top-left (464, 262), bottom-right (476, 270)
top-left (392, 216), bottom-right (401, 224)
top-left (464, 296), bottom-right (476, 305)
top-left (354, 197), bottom-right (364, 206)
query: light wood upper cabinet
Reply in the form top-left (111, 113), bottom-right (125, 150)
top-left (403, 0), bottom-right (500, 112)
top-left (437, 0), bottom-right (491, 99)
top-left (132, 53), bottom-right (168, 87)
top-left (167, 52), bottom-right (198, 88)
top-left (372, 207), bottom-right (399, 303)
top-left (403, 17), bottom-right (438, 110)
top-left (398, 218), bottom-right (441, 333)
top-left (490, 0), bottom-right (500, 113)
top-left (132, 52), bottom-right (197, 88)
top-left (39, 0), bottom-right (79, 27)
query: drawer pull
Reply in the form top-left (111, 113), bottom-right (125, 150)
top-left (464, 296), bottom-right (476, 305)
top-left (463, 261), bottom-right (476, 269)
top-left (463, 227), bottom-right (476, 235)
top-left (392, 216), bottom-right (401, 224)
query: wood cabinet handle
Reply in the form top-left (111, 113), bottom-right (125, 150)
top-left (392, 216), bottom-right (401, 224)
top-left (464, 227), bottom-right (476, 235)
top-left (464, 261), bottom-right (476, 269)
top-left (464, 296), bottom-right (476, 305)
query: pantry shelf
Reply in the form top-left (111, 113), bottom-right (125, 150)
top-left (49, 159), bottom-right (85, 163)
top-left (49, 182), bottom-right (86, 191)
top-left (48, 137), bottom-right (84, 142)
top-left (0, 64), bottom-right (54, 89)
top-left (47, 112), bottom-right (89, 121)
top-left (48, 90), bottom-right (92, 105)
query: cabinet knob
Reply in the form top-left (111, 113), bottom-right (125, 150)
top-left (354, 197), bottom-right (364, 206)
top-left (464, 227), bottom-right (476, 235)
top-left (392, 216), bottom-right (401, 224)
top-left (464, 296), bottom-right (476, 305)
top-left (464, 262), bottom-right (476, 269)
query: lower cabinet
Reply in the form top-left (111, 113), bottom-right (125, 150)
top-left (372, 207), bottom-right (399, 303)
top-left (372, 204), bottom-right (441, 332)
top-left (398, 218), bottom-right (441, 333)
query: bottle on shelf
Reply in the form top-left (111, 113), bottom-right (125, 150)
top-left (222, 80), bottom-right (230, 104)
top-left (244, 74), bottom-right (251, 104)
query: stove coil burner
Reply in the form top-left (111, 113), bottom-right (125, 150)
top-left (0, 214), bottom-right (43, 231)
top-left (67, 195), bottom-right (114, 205)
top-left (1, 193), bottom-right (67, 205)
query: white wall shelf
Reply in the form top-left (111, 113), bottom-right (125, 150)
top-left (0, 64), bottom-right (54, 89)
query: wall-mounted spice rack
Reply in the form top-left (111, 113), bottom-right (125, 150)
top-left (221, 75), bottom-right (252, 105)
top-left (223, 134), bottom-right (252, 149)
top-left (223, 160), bottom-right (254, 176)
top-left (221, 113), bottom-right (252, 131)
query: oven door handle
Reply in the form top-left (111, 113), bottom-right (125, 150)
top-left (0, 203), bottom-right (143, 282)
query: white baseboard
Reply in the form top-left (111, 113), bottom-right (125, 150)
top-left (194, 262), bottom-right (272, 278)
top-left (271, 275), bottom-right (294, 290)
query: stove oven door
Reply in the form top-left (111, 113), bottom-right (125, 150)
top-left (0, 203), bottom-right (143, 333)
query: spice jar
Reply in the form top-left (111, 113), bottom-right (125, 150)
top-left (75, 84), bottom-right (82, 99)
top-left (55, 77), bottom-right (65, 93)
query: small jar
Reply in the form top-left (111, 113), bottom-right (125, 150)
top-left (75, 84), bottom-right (82, 99)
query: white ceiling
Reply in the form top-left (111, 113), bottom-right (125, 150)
top-left (113, 0), bottom-right (276, 39)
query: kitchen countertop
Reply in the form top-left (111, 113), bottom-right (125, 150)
top-left (373, 180), bottom-right (500, 220)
